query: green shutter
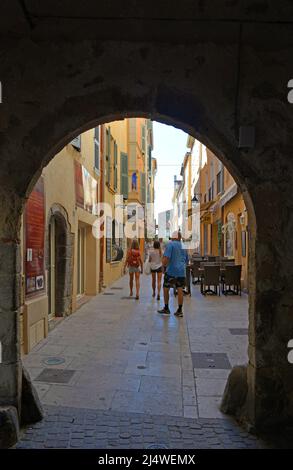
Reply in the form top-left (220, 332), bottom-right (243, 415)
top-left (140, 172), bottom-right (146, 203)
top-left (120, 152), bottom-right (128, 199)
top-left (148, 145), bottom-right (152, 172)
top-left (114, 142), bottom-right (118, 191)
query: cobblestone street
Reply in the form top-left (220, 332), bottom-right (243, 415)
top-left (17, 275), bottom-right (272, 449)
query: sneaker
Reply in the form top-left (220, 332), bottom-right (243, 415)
top-left (158, 307), bottom-right (170, 315)
top-left (156, 295), bottom-right (160, 301)
top-left (174, 309), bottom-right (183, 317)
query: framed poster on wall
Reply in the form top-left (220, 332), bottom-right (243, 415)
top-left (25, 177), bottom-right (45, 297)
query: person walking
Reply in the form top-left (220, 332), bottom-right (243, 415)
top-left (158, 231), bottom-right (189, 317)
top-left (124, 239), bottom-right (143, 299)
top-left (148, 240), bottom-right (163, 300)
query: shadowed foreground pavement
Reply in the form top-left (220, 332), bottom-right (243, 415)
top-left (16, 275), bottom-right (291, 448)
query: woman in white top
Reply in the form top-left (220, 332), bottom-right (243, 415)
top-left (148, 240), bottom-right (163, 300)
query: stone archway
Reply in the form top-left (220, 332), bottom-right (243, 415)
top-left (1, 4), bottom-right (293, 445)
top-left (46, 204), bottom-right (74, 320)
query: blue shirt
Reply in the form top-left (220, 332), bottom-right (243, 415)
top-left (163, 240), bottom-right (189, 278)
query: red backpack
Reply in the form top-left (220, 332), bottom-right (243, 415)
top-left (128, 249), bottom-right (140, 267)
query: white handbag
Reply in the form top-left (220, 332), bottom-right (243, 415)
top-left (144, 259), bottom-right (151, 275)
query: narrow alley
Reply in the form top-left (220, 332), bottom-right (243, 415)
top-left (16, 276), bottom-right (269, 449)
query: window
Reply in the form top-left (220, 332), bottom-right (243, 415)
top-left (216, 172), bottom-right (221, 194)
top-left (217, 169), bottom-right (224, 194)
top-left (107, 218), bottom-right (122, 261)
top-left (94, 127), bottom-right (100, 172)
top-left (112, 219), bottom-right (116, 246)
top-left (208, 182), bottom-right (214, 201)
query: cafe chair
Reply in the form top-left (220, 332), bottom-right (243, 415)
top-left (191, 260), bottom-right (201, 285)
top-left (201, 265), bottom-right (221, 296)
top-left (222, 265), bottom-right (242, 295)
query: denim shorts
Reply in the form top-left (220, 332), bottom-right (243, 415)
top-left (129, 266), bottom-right (140, 273)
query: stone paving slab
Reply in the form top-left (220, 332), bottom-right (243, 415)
top-left (17, 274), bottom-right (273, 448)
top-left (16, 405), bottom-right (274, 449)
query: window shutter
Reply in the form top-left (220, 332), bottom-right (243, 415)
top-left (120, 152), bottom-right (128, 199)
top-left (140, 172), bottom-right (146, 203)
top-left (220, 168), bottom-right (224, 193)
top-left (148, 146), bottom-right (152, 172)
top-left (114, 142), bottom-right (118, 191)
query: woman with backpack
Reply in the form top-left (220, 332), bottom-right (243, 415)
top-left (124, 239), bottom-right (143, 299)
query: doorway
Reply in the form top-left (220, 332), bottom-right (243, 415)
top-left (48, 217), bottom-right (56, 320)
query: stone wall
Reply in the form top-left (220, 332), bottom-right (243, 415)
top-left (1, 1), bottom-right (293, 443)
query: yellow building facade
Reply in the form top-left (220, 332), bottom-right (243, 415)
top-left (21, 119), bottom-right (156, 355)
top-left (21, 129), bottom-right (101, 354)
top-left (102, 120), bottom-right (128, 287)
top-left (199, 148), bottom-right (249, 288)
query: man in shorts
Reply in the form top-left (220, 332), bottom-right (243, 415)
top-left (158, 231), bottom-right (189, 317)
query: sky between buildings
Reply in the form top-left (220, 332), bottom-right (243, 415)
top-left (153, 121), bottom-right (188, 221)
